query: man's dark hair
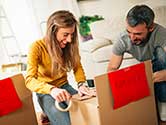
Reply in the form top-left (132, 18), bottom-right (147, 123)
top-left (126, 5), bottom-right (155, 28)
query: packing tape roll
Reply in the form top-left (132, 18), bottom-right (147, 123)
top-left (55, 100), bottom-right (72, 112)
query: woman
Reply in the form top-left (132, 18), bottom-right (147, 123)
top-left (25, 10), bottom-right (91, 125)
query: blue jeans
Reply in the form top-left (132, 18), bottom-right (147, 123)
top-left (36, 83), bottom-right (78, 125)
top-left (152, 46), bottom-right (166, 102)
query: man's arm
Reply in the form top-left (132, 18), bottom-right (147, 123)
top-left (153, 47), bottom-right (166, 82)
top-left (107, 53), bottom-right (123, 72)
top-left (164, 46), bottom-right (166, 52)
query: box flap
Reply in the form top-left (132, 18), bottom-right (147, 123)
top-left (10, 74), bottom-right (31, 99)
top-left (72, 94), bottom-right (98, 108)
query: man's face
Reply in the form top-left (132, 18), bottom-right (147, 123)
top-left (56, 25), bottom-right (75, 48)
top-left (126, 22), bottom-right (153, 46)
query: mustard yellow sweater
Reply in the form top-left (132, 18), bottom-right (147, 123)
top-left (25, 39), bottom-right (86, 94)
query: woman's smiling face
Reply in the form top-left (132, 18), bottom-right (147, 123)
top-left (56, 25), bottom-right (75, 48)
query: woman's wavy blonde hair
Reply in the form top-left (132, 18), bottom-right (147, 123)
top-left (45, 10), bottom-right (80, 76)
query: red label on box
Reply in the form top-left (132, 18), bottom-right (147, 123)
top-left (0, 78), bottom-right (22, 116)
top-left (108, 63), bottom-right (150, 109)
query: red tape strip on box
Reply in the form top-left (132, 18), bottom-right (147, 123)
top-left (108, 63), bottom-right (150, 109)
top-left (0, 77), bottom-right (22, 116)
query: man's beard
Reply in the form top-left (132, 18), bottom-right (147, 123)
top-left (132, 32), bottom-right (151, 47)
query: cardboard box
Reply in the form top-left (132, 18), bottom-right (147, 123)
top-left (70, 95), bottom-right (99, 125)
top-left (70, 60), bottom-right (158, 125)
top-left (0, 74), bottom-right (38, 125)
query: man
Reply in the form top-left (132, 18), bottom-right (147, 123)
top-left (107, 5), bottom-right (166, 102)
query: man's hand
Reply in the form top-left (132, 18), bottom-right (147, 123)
top-left (107, 53), bottom-right (123, 72)
top-left (50, 87), bottom-right (71, 103)
top-left (153, 69), bottom-right (166, 83)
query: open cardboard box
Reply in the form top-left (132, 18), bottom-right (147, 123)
top-left (70, 94), bottom-right (100, 125)
top-left (69, 60), bottom-right (158, 125)
top-left (0, 74), bottom-right (38, 125)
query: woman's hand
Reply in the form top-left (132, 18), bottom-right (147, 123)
top-left (78, 84), bottom-right (90, 96)
top-left (50, 87), bottom-right (71, 103)
top-left (78, 83), bottom-right (96, 97)
top-left (153, 69), bottom-right (166, 83)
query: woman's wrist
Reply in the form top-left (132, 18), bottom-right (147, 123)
top-left (49, 86), bottom-right (57, 94)
top-left (77, 81), bottom-right (88, 88)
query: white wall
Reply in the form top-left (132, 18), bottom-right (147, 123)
top-left (78, 0), bottom-right (166, 20)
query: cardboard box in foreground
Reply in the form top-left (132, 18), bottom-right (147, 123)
top-left (0, 74), bottom-right (38, 125)
top-left (70, 60), bottom-right (158, 125)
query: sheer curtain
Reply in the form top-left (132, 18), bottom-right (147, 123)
top-left (1, 0), bottom-right (41, 66)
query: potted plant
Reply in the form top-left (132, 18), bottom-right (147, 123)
top-left (79, 15), bottom-right (104, 42)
